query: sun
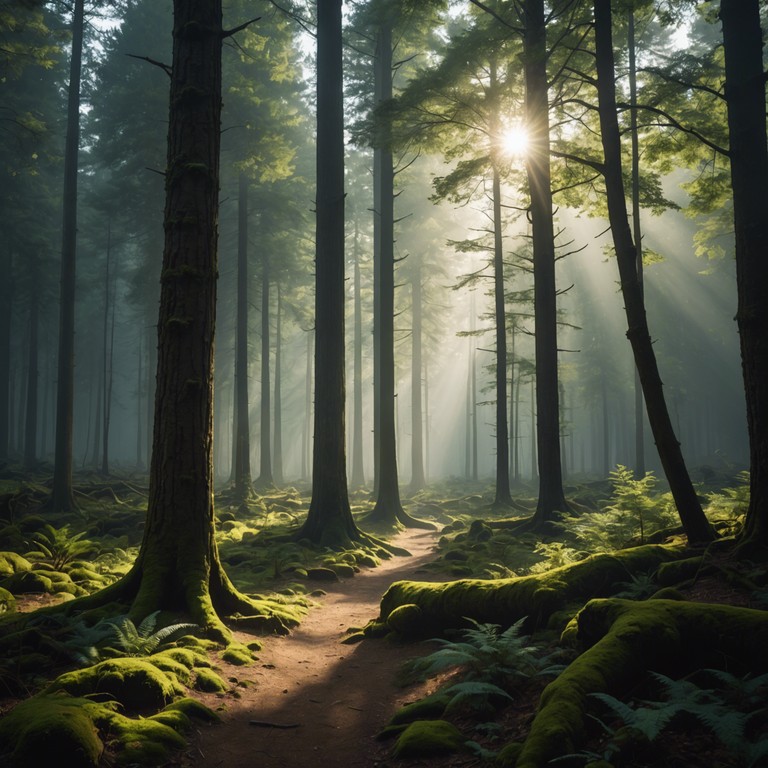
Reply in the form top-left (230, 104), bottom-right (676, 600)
top-left (500, 125), bottom-right (529, 157)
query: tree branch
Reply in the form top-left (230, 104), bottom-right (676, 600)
top-left (125, 53), bottom-right (171, 77)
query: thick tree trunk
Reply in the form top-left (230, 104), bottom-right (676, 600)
top-left (295, 0), bottom-right (359, 546)
top-left (301, 330), bottom-right (312, 482)
top-left (720, 0), bottom-right (768, 547)
top-left (101, 224), bottom-right (116, 476)
top-left (593, 0), bottom-right (713, 542)
top-left (523, 0), bottom-right (568, 522)
top-left (50, 0), bottom-right (84, 512)
top-left (233, 172), bottom-right (252, 499)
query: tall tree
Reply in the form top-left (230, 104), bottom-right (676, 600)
top-left (719, 0), bottom-right (768, 547)
top-left (593, 0), bottom-right (713, 542)
top-left (77, 0), bottom-right (295, 635)
top-left (294, 0), bottom-right (361, 545)
top-left (50, 0), bottom-right (85, 512)
top-left (521, 0), bottom-right (568, 525)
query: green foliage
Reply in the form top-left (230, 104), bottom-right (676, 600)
top-left (107, 612), bottom-right (197, 657)
top-left (25, 524), bottom-right (98, 571)
top-left (401, 618), bottom-right (537, 684)
top-left (569, 466), bottom-right (677, 550)
top-left (587, 671), bottom-right (768, 767)
top-left (529, 541), bottom-right (581, 574)
top-left (704, 471), bottom-right (750, 522)
top-left (613, 571), bottom-right (658, 600)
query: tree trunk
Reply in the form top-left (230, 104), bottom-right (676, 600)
top-left (23, 260), bottom-right (39, 470)
top-left (101, 223), bottom-right (116, 476)
top-left (273, 284), bottom-right (283, 485)
top-left (0, 251), bottom-right (11, 464)
top-left (302, 330), bottom-right (312, 482)
top-left (50, 0), bottom-right (84, 512)
top-left (350, 215), bottom-right (365, 489)
top-left (136, 335), bottom-right (143, 469)
top-left (523, 0), bottom-right (568, 523)
top-left (75, 0), bottom-right (293, 637)
top-left (720, 0), bottom-right (768, 547)
top-left (233, 172), bottom-right (252, 499)
top-left (593, 0), bottom-right (713, 542)
top-left (628, 9), bottom-right (646, 479)
top-left (367, 18), bottom-right (431, 530)
top-left (409, 254), bottom-right (425, 492)
top-left (257, 247), bottom-right (273, 488)
top-left (295, 0), bottom-right (360, 546)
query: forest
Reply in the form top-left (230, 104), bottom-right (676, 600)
top-left (0, 0), bottom-right (767, 766)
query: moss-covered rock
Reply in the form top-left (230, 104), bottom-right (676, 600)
top-left (0, 551), bottom-right (32, 576)
top-left (392, 719), bottom-right (467, 758)
top-left (1, 569), bottom-right (53, 594)
top-left (194, 667), bottom-right (228, 693)
top-left (163, 696), bottom-right (220, 723)
top-left (306, 567), bottom-right (340, 582)
top-left (388, 691), bottom-right (451, 725)
top-left (386, 603), bottom-right (423, 635)
top-left (0, 585), bottom-right (16, 613)
top-left (47, 658), bottom-right (184, 711)
top-left (0, 694), bottom-right (104, 768)
top-left (103, 708), bottom-right (186, 765)
top-left (221, 642), bottom-right (255, 666)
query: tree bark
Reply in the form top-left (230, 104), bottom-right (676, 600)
top-left (367, 17), bottom-right (431, 530)
top-left (233, 171), bottom-right (252, 499)
top-left (720, 0), bottom-right (768, 547)
top-left (523, 0), bottom-right (568, 522)
top-left (593, 0), bottom-right (713, 543)
top-left (23, 258), bottom-right (38, 470)
top-left (295, 0), bottom-right (359, 546)
top-left (409, 254), bottom-right (425, 492)
top-left (0, 251), bottom-right (11, 464)
top-left (273, 284), bottom-right (283, 485)
top-left (50, 0), bottom-right (84, 512)
top-left (350, 214), bottom-right (365, 489)
top-left (257, 247), bottom-right (273, 488)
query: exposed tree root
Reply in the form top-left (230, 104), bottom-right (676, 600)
top-left (507, 598), bottom-right (768, 768)
top-left (373, 544), bottom-right (688, 637)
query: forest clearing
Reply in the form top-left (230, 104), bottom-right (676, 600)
top-left (2, 0), bottom-right (767, 766)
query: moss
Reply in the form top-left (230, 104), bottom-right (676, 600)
top-left (152, 646), bottom-right (211, 670)
top-left (389, 691), bottom-right (451, 725)
top-left (326, 562), bottom-right (356, 578)
top-left (0, 551), bottom-right (32, 576)
top-left (221, 642), bottom-right (255, 665)
top-left (386, 603), bottom-right (424, 635)
top-left (0, 585), bottom-right (16, 613)
top-left (164, 696), bottom-right (220, 722)
top-left (306, 567), bottom-right (340, 582)
top-left (1, 569), bottom-right (53, 593)
top-left (103, 709), bottom-right (186, 765)
top-left (656, 556), bottom-right (704, 586)
top-left (378, 544), bottom-right (686, 637)
top-left (194, 667), bottom-right (228, 693)
top-left (511, 599), bottom-right (768, 768)
top-left (392, 719), bottom-right (467, 758)
top-left (148, 708), bottom-right (191, 731)
top-left (0, 694), bottom-right (104, 768)
top-left (47, 658), bottom-right (184, 712)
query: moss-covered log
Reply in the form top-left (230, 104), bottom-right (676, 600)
top-left (375, 544), bottom-right (686, 637)
top-left (508, 598), bottom-right (768, 768)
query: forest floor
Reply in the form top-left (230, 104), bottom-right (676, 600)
top-left (178, 527), bottom-right (462, 768)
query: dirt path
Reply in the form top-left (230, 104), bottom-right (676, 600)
top-left (184, 529), bottom-right (443, 768)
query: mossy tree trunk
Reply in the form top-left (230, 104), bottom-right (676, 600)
top-left (593, 0), bottom-right (714, 543)
top-left (76, 0), bottom-right (294, 639)
top-left (720, 0), bottom-right (768, 549)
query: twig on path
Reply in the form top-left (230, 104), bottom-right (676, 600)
top-left (249, 720), bottom-right (301, 729)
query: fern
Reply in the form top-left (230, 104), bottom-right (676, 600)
top-left (613, 570), bottom-right (657, 600)
top-left (400, 617), bottom-right (555, 688)
top-left (26, 524), bottom-right (98, 570)
top-left (107, 611), bottom-right (197, 656)
top-left (441, 681), bottom-right (513, 715)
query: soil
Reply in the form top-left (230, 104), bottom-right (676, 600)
top-left (178, 528), bottom-right (449, 768)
